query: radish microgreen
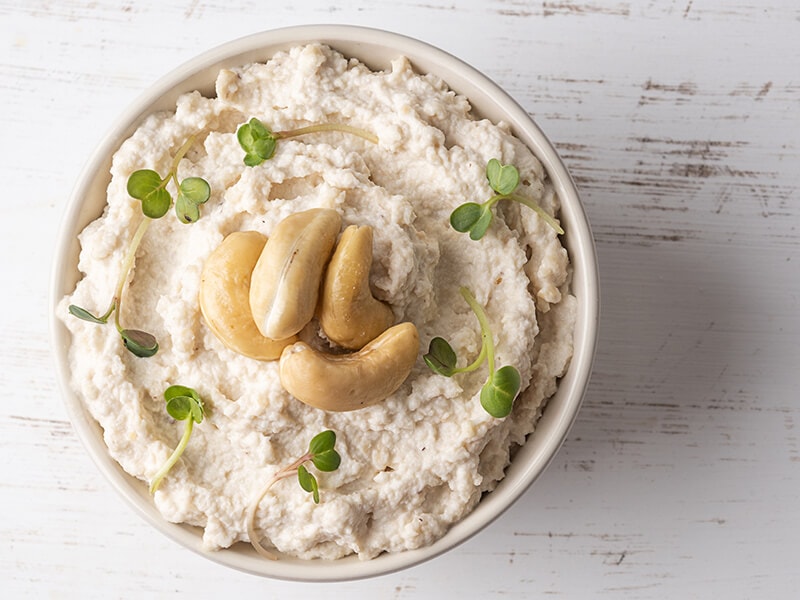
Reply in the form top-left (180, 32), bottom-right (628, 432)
top-left (68, 136), bottom-right (211, 357)
top-left (450, 159), bottom-right (564, 239)
top-left (246, 430), bottom-right (341, 560)
top-left (69, 217), bottom-right (158, 357)
top-left (424, 287), bottom-right (521, 418)
top-left (237, 117), bottom-right (378, 166)
top-left (149, 385), bottom-right (205, 494)
top-left (126, 135), bottom-right (211, 223)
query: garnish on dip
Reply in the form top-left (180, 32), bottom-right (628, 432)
top-left (68, 217), bottom-right (159, 357)
top-left (68, 136), bottom-right (211, 357)
top-left (237, 116), bottom-right (378, 166)
top-left (197, 209), bottom-right (417, 411)
top-left (424, 287), bottom-right (521, 418)
top-left (279, 322), bottom-right (420, 412)
top-left (247, 430), bottom-right (342, 560)
top-left (149, 385), bottom-right (205, 494)
top-left (126, 135), bottom-right (211, 223)
top-left (450, 158), bottom-right (564, 239)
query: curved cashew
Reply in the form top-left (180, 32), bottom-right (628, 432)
top-left (279, 322), bottom-right (419, 411)
top-left (319, 225), bottom-right (394, 350)
top-left (249, 208), bottom-right (341, 340)
top-left (199, 231), bottom-right (296, 361)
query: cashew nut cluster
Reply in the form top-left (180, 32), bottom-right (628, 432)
top-left (198, 209), bottom-right (419, 411)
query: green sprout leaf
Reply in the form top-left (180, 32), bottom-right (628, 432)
top-left (424, 287), bottom-right (520, 418)
top-left (237, 117), bottom-right (278, 166)
top-left (164, 384), bottom-right (200, 402)
top-left (175, 177), bottom-right (210, 223)
top-left (469, 205), bottom-right (494, 240)
top-left (308, 430), bottom-right (341, 472)
top-left (179, 176), bottom-right (211, 204)
top-left (450, 158), bottom-right (563, 240)
top-left (297, 465), bottom-right (320, 503)
top-left (486, 158), bottom-right (520, 195)
top-left (311, 449), bottom-right (341, 473)
top-left (165, 395), bottom-right (194, 420)
top-left (175, 195), bottom-right (200, 224)
top-left (141, 189), bottom-right (172, 219)
top-left (164, 385), bottom-right (204, 423)
top-left (68, 304), bottom-right (110, 324)
top-left (248, 115), bottom-right (270, 138)
top-left (449, 198), bottom-right (495, 241)
top-left (480, 365), bottom-right (521, 418)
top-left (423, 337), bottom-right (458, 377)
top-left (127, 169), bottom-right (171, 219)
top-left (449, 202), bottom-right (482, 233)
top-left (308, 430), bottom-right (336, 455)
top-left (120, 328), bottom-right (159, 358)
top-left (127, 169), bottom-right (163, 199)
top-left (149, 385), bottom-right (205, 494)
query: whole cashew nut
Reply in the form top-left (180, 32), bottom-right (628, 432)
top-left (319, 225), bottom-right (394, 350)
top-left (249, 208), bottom-right (342, 340)
top-left (279, 322), bottom-right (420, 411)
top-left (199, 231), bottom-right (296, 361)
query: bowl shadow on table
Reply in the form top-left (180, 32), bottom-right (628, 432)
top-left (538, 235), bottom-right (758, 492)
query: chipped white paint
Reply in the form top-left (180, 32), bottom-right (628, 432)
top-left (2, 0), bottom-right (799, 597)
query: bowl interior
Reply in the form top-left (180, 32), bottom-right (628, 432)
top-left (49, 25), bottom-right (598, 582)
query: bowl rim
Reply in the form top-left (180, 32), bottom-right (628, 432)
top-left (49, 24), bottom-right (599, 582)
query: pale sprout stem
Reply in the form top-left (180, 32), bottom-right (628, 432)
top-left (169, 134), bottom-right (197, 174)
top-left (149, 418), bottom-right (194, 494)
top-left (453, 335), bottom-right (487, 375)
top-left (487, 194), bottom-right (505, 209)
top-left (277, 123), bottom-right (379, 145)
top-left (246, 453), bottom-right (313, 560)
top-left (112, 216), bottom-right (152, 331)
top-left (507, 193), bottom-right (564, 235)
top-left (168, 170), bottom-right (181, 193)
top-left (460, 286), bottom-right (496, 375)
top-left (164, 134), bottom-right (197, 193)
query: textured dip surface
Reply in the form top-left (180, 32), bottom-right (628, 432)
top-left (60, 44), bottom-right (576, 560)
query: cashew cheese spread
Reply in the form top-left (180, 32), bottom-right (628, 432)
top-left (60, 44), bottom-right (576, 560)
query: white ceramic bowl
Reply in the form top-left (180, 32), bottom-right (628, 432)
top-left (49, 25), bottom-right (599, 582)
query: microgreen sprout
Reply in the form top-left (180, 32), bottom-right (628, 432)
top-left (126, 135), bottom-right (211, 223)
top-left (450, 158), bottom-right (564, 240)
top-left (149, 385), bottom-right (205, 494)
top-left (237, 117), bottom-right (378, 166)
top-left (424, 287), bottom-right (521, 418)
top-left (246, 430), bottom-right (341, 560)
top-left (68, 136), bottom-right (211, 356)
top-left (69, 217), bottom-right (158, 357)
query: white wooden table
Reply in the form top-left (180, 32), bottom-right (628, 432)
top-left (3, 1), bottom-right (799, 597)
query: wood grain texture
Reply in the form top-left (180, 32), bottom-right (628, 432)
top-left (2, 0), bottom-right (799, 597)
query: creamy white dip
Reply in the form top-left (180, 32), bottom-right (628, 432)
top-left (60, 44), bottom-right (575, 560)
